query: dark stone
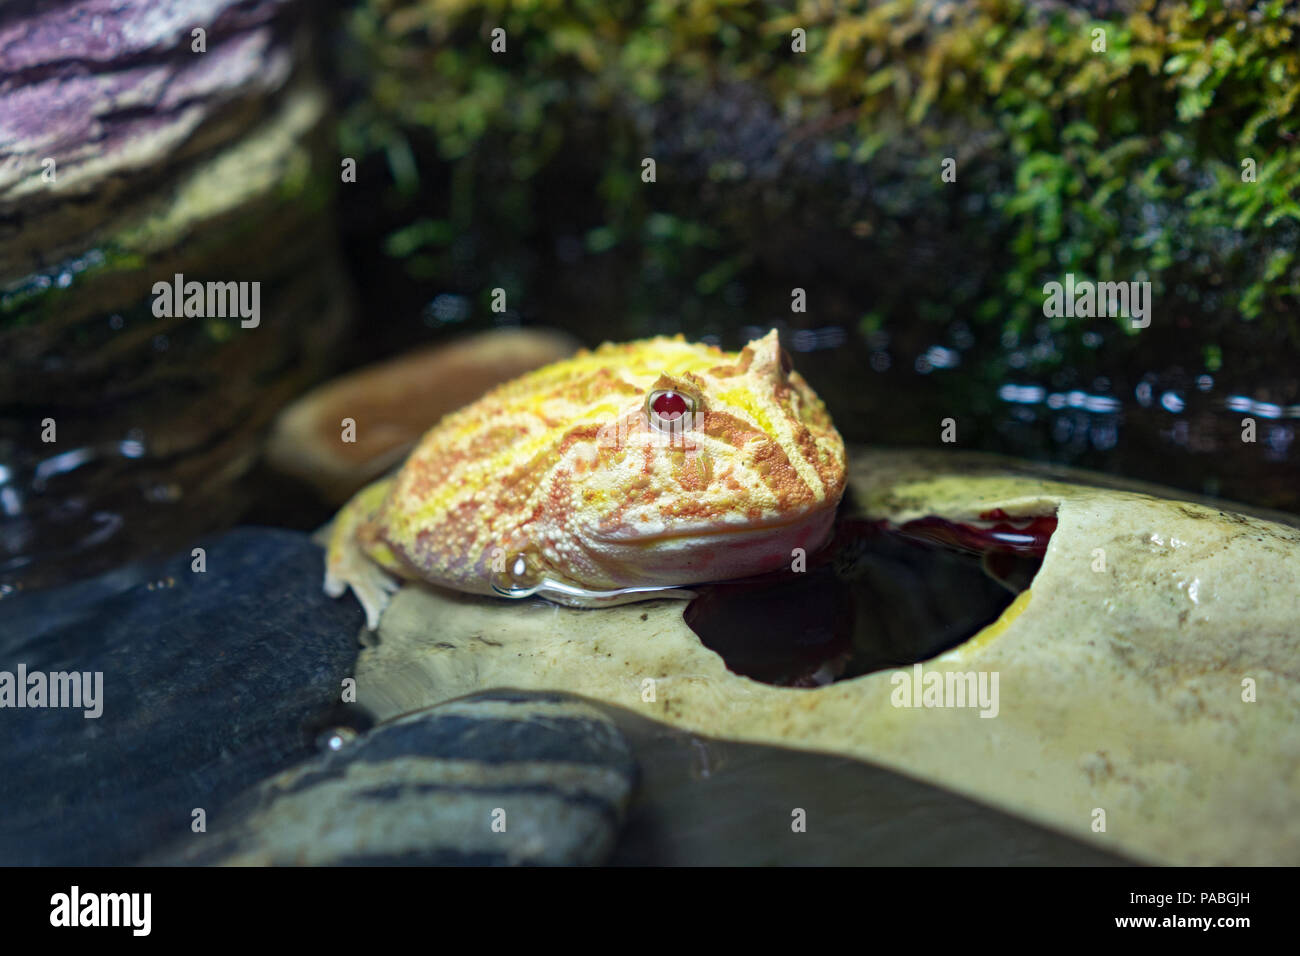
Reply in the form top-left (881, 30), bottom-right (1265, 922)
top-left (157, 692), bottom-right (636, 866)
top-left (0, 527), bottom-right (364, 865)
top-left (596, 703), bottom-right (1131, 866)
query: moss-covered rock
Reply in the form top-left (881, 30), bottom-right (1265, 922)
top-left (344, 0), bottom-right (1300, 330)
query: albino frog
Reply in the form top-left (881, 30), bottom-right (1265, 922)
top-left (325, 330), bottom-right (846, 628)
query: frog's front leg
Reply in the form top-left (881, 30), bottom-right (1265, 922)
top-left (324, 477), bottom-right (404, 630)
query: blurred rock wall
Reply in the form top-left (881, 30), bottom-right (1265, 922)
top-left (0, 0), bottom-right (353, 589)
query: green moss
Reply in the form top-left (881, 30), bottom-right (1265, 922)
top-left (343, 0), bottom-right (1300, 342)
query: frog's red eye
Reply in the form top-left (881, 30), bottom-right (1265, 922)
top-left (652, 391), bottom-right (689, 420)
top-left (646, 389), bottom-right (697, 431)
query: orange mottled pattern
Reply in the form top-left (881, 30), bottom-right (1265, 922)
top-left (356, 331), bottom-right (846, 595)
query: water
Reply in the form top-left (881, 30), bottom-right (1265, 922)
top-left (684, 511), bottom-right (1053, 688)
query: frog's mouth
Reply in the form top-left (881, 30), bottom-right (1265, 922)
top-left (580, 506), bottom-right (838, 588)
top-left (589, 501), bottom-right (837, 544)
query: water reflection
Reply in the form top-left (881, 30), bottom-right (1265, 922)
top-left (995, 375), bottom-right (1298, 461)
top-left (0, 439), bottom-right (152, 583)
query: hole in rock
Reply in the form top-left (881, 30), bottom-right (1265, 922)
top-left (683, 507), bottom-right (1057, 688)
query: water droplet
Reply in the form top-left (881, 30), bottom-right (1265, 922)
top-left (490, 551), bottom-right (543, 597)
top-left (316, 727), bottom-right (359, 752)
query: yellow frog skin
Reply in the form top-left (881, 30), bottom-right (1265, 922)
top-left (324, 330), bottom-right (847, 629)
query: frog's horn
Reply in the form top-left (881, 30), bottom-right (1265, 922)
top-left (743, 328), bottom-right (787, 379)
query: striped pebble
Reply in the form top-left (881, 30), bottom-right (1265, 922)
top-left (160, 691), bottom-right (636, 866)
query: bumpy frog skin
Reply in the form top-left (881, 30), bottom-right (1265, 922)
top-left (325, 331), bottom-right (847, 629)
